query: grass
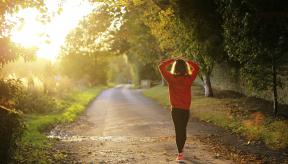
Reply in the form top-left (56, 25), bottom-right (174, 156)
top-left (142, 85), bottom-right (169, 106)
top-left (143, 85), bottom-right (288, 149)
top-left (14, 86), bottom-right (106, 163)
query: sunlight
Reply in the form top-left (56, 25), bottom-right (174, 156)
top-left (8, 0), bottom-right (96, 62)
top-left (10, 8), bottom-right (44, 47)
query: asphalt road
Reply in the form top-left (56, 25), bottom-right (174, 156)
top-left (84, 84), bottom-right (174, 137)
top-left (52, 85), bottom-right (233, 164)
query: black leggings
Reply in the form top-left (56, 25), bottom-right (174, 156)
top-left (171, 108), bottom-right (190, 153)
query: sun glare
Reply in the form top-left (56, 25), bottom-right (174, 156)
top-left (10, 8), bottom-right (44, 47)
top-left (8, 0), bottom-right (96, 62)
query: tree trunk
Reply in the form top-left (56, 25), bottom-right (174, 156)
top-left (272, 60), bottom-right (278, 117)
top-left (203, 73), bottom-right (213, 97)
top-left (132, 63), bottom-right (140, 87)
top-left (161, 77), bottom-right (167, 86)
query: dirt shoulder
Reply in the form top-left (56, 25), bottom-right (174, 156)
top-left (188, 117), bottom-right (288, 163)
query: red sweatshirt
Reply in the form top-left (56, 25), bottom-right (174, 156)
top-left (159, 59), bottom-right (199, 110)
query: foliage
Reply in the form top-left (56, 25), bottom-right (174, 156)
top-left (58, 53), bottom-right (109, 86)
top-left (0, 78), bottom-right (23, 108)
top-left (0, 77), bottom-right (63, 114)
top-left (2, 58), bottom-right (58, 94)
top-left (263, 120), bottom-right (288, 148)
top-left (0, 106), bottom-right (24, 163)
top-left (15, 91), bottom-right (64, 114)
top-left (112, 5), bottom-right (160, 64)
top-left (13, 86), bottom-right (106, 163)
top-left (0, 38), bottom-right (37, 66)
top-left (107, 55), bottom-right (133, 84)
top-left (218, 0), bottom-right (288, 89)
top-left (60, 1), bottom-right (161, 86)
top-left (0, 0), bottom-right (44, 66)
top-left (137, 0), bottom-right (224, 96)
top-left (218, 0), bottom-right (288, 115)
top-left (0, 0), bottom-right (45, 36)
top-left (58, 5), bottom-right (116, 86)
top-left (109, 1), bottom-right (162, 85)
top-left (60, 5), bottom-right (113, 54)
top-left (174, 0), bottom-right (224, 67)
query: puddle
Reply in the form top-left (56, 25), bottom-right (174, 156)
top-left (48, 126), bottom-right (175, 142)
top-left (47, 134), bottom-right (171, 142)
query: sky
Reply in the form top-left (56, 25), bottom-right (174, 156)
top-left (7, 0), bottom-right (97, 61)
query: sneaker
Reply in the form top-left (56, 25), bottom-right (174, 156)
top-left (176, 153), bottom-right (184, 162)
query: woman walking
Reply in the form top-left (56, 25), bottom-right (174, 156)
top-left (159, 57), bottom-right (199, 162)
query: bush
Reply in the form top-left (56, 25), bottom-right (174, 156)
top-left (0, 106), bottom-right (24, 163)
top-left (0, 78), bottom-right (65, 114)
top-left (0, 79), bottom-right (23, 108)
top-left (15, 91), bottom-right (64, 114)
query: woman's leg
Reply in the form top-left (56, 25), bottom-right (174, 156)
top-left (171, 108), bottom-right (190, 153)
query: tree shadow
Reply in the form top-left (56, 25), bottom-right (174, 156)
top-left (213, 88), bottom-right (244, 99)
top-left (212, 88), bottom-right (288, 119)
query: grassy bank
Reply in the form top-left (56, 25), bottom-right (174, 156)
top-left (14, 86), bottom-right (106, 163)
top-left (143, 85), bottom-right (288, 149)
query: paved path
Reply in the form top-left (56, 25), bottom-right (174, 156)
top-left (51, 85), bottom-right (233, 163)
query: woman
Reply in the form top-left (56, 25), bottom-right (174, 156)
top-left (159, 58), bottom-right (199, 162)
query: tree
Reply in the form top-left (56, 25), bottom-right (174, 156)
top-left (58, 4), bottom-right (115, 85)
top-left (0, 0), bottom-right (44, 66)
top-left (108, 1), bottom-right (161, 86)
top-left (141, 0), bottom-right (224, 96)
top-left (1, 58), bottom-right (57, 94)
top-left (0, 0), bottom-right (45, 36)
top-left (218, 0), bottom-right (288, 116)
top-left (106, 55), bottom-right (133, 84)
top-left (0, 38), bottom-right (37, 66)
top-left (58, 52), bottom-right (109, 85)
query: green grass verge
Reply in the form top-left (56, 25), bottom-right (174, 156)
top-left (142, 85), bottom-right (169, 106)
top-left (14, 86), bottom-right (106, 163)
top-left (143, 85), bottom-right (288, 149)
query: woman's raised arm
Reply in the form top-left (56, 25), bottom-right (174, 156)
top-left (187, 61), bottom-right (199, 81)
top-left (158, 59), bottom-right (174, 81)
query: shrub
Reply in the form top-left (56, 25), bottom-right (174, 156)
top-left (0, 106), bottom-right (24, 163)
top-left (0, 78), bottom-right (65, 114)
top-left (14, 91), bottom-right (64, 114)
top-left (0, 79), bottom-right (23, 108)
